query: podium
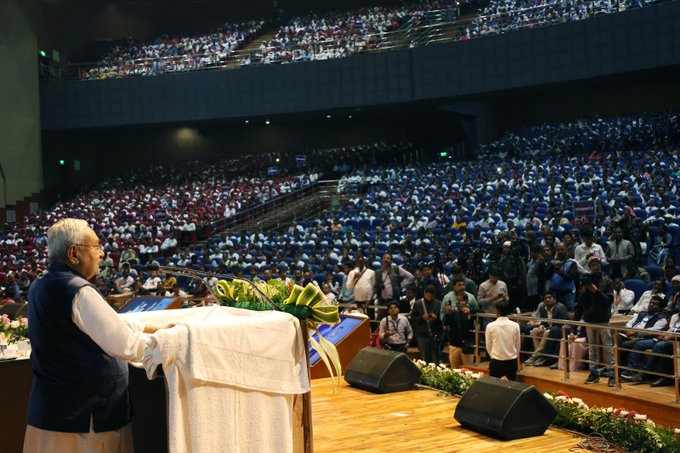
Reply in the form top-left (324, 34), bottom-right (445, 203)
top-left (310, 314), bottom-right (371, 379)
top-left (123, 307), bottom-right (313, 453)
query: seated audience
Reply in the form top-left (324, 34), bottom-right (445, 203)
top-left (620, 295), bottom-right (669, 381)
top-left (525, 291), bottom-right (569, 367)
top-left (611, 277), bottom-right (635, 314)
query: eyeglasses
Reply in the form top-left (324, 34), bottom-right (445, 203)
top-left (75, 243), bottom-right (104, 251)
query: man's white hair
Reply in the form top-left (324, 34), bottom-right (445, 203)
top-left (47, 218), bottom-right (90, 262)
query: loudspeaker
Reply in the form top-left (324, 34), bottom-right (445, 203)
top-left (344, 347), bottom-right (422, 393)
top-left (454, 376), bottom-right (557, 440)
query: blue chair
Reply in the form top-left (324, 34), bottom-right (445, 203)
top-left (312, 273), bottom-right (326, 287)
top-left (643, 264), bottom-right (663, 282)
top-left (624, 279), bottom-right (648, 303)
top-left (668, 225), bottom-right (680, 263)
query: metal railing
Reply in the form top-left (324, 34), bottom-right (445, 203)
top-left (469, 313), bottom-right (680, 403)
top-left (206, 181), bottom-right (320, 238)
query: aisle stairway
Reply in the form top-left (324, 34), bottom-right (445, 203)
top-left (221, 179), bottom-right (342, 234)
top-left (225, 29), bottom-right (278, 67)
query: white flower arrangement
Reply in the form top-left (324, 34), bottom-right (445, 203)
top-left (1, 314), bottom-right (28, 344)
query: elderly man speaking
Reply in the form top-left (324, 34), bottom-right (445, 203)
top-left (24, 218), bottom-right (170, 453)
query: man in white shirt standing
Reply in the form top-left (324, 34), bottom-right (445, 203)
top-left (485, 301), bottom-right (521, 381)
top-left (573, 228), bottom-right (607, 274)
top-left (346, 257), bottom-right (375, 316)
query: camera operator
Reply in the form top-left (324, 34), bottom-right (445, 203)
top-left (378, 302), bottom-right (413, 353)
top-left (441, 277), bottom-right (481, 367)
top-left (375, 253), bottom-right (414, 319)
top-left (547, 242), bottom-right (578, 311)
top-left (574, 256), bottom-right (615, 386)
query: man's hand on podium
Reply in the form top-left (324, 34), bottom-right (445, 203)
top-left (144, 323), bottom-right (176, 334)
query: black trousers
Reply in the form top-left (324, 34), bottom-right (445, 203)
top-left (489, 358), bottom-right (518, 381)
top-left (384, 343), bottom-right (408, 353)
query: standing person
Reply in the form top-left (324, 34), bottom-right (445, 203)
top-left (441, 279), bottom-right (480, 368)
top-left (411, 285), bottom-right (442, 365)
top-left (547, 243), bottom-right (579, 311)
top-left (573, 228), bottom-right (607, 274)
top-left (346, 257), bottom-right (376, 316)
top-left (607, 227), bottom-right (635, 279)
top-left (477, 266), bottom-right (509, 315)
top-left (399, 285), bottom-right (418, 319)
top-left (24, 218), bottom-right (169, 453)
top-left (375, 253), bottom-right (414, 315)
top-left (337, 262), bottom-right (355, 306)
top-left (497, 241), bottom-right (527, 312)
top-left (485, 301), bottom-right (521, 380)
top-left (378, 302), bottom-right (413, 353)
top-left (574, 257), bottom-right (615, 386)
top-left (525, 245), bottom-right (546, 311)
top-left (415, 262), bottom-right (444, 300)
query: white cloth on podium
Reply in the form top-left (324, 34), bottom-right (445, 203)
top-left (122, 306), bottom-right (310, 453)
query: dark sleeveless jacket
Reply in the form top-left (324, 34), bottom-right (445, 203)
top-left (27, 262), bottom-right (130, 433)
top-left (376, 264), bottom-right (403, 302)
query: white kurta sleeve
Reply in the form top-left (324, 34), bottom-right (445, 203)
top-left (72, 285), bottom-right (151, 362)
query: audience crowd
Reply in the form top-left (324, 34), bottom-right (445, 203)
top-left (69, 0), bottom-right (671, 80)
top-left (2, 110), bottom-right (680, 388)
top-left (465, 0), bottom-right (664, 39)
top-left (82, 20), bottom-right (264, 80)
top-left (240, 2), bottom-right (456, 66)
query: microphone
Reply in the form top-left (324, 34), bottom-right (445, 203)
top-left (157, 266), bottom-right (280, 311)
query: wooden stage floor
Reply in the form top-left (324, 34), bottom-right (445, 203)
top-left (310, 377), bottom-right (583, 453)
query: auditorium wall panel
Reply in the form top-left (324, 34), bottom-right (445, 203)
top-left (0, 0), bottom-right (42, 210)
top-left (40, 1), bottom-right (680, 131)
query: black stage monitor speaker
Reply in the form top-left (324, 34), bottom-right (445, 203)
top-left (344, 347), bottom-right (422, 393)
top-left (454, 376), bottom-right (557, 440)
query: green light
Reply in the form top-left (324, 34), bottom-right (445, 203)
top-left (59, 159), bottom-right (65, 165)
top-left (39, 50), bottom-right (47, 58)
top-left (439, 151), bottom-right (448, 157)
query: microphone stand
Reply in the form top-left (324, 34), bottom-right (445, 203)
top-left (157, 266), bottom-right (281, 311)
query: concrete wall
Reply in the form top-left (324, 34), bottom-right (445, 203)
top-left (0, 0), bottom-right (42, 210)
